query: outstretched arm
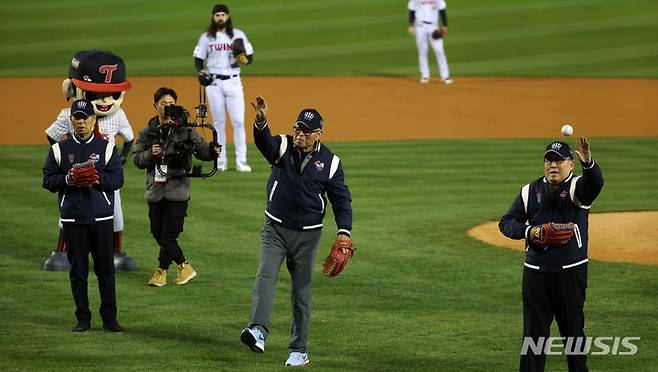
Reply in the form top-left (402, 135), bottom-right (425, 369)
top-left (574, 137), bottom-right (604, 206)
top-left (251, 95), bottom-right (285, 164)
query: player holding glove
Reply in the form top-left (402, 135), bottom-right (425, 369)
top-left (240, 95), bottom-right (354, 367)
top-left (66, 160), bottom-right (100, 188)
top-left (322, 234), bottom-right (356, 278)
top-left (42, 99), bottom-right (125, 332)
top-left (498, 137), bottom-right (603, 371)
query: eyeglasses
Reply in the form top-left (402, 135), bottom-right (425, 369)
top-left (292, 126), bottom-right (320, 136)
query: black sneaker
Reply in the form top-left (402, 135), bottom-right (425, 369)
top-left (102, 322), bottom-right (125, 332)
top-left (72, 321), bottom-right (91, 332)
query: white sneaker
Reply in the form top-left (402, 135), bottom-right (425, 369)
top-left (236, 162), bottom-right (252, 172)
top-left (240, 327), bottom-right (265, 353)
top-left (419, 77), bottom-right (430, 84)
top-left (442, 78), bottom-right (453, 85)
top-left (285, 352), bottom-right (309, 367)
top-left (217, 162), bottom-right (227, 171)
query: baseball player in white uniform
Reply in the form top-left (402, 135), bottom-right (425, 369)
top-left (45, 108), bottom-right (136, 270)
top-left (194, 4), bottom-right (254, 172)
top-left (408, 0), bottom-right (453, 85)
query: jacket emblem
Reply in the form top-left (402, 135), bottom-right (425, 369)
top-left (89, 153), bottom-right (100, 162)
top-left (560, 190), bottom-right (568, 198)
top-left (314, 160), bottom-right (324, 171)
top-left (68, 154), bottom-right (75, 163)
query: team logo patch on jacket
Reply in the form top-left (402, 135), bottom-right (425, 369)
top-left (68, 154), bottom-right (75, 163)
top-left (560, 190), bottom-right (568, 198)
top-left (89, 153), bottom-right (100, 162)
top-left (315, 160), bottom-right (324, 171)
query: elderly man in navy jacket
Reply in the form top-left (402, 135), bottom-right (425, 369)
top-left (499, 137), bottom-right (604, 372)
top-left (240, 96), bottom-right (353, 367)
top-left (43, 99), bottom-right (125, 332)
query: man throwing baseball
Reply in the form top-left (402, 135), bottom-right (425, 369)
top-left (499, 137), bottom-right (604, 372)
top-left (240, 96), bottom-right (354, 367)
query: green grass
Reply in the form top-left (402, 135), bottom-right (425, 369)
top-left (0, 138), bottom-right (656, 371)
top-left (1, 0), bottom-right (657, 77)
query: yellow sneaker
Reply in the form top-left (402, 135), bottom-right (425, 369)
top-left (148, 268), bottom-right (167, 287)
top-left (173, 262), bottom-right (197, 285)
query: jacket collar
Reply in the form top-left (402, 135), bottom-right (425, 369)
top-left (72, 133), bottom-right (94, 144)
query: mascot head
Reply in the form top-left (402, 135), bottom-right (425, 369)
top-left (62, 50), bottom-right (131, 117)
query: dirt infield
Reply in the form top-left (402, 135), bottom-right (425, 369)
top-left (2, 76), bottom-right (656, 264)
top-left (2, 76), bottom-right (658, 144)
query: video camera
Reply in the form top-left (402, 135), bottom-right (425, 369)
top-left (155, 102), bottom-right (218, 178)
top-left (163, 105), bottom-right (191, 127)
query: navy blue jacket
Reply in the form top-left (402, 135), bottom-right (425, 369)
top-left (499, 161), bottom-right (603, 272)
top-left (43, 134), bottom-right (124, 225)
top-left (254, 122), bottom-right (352, 235)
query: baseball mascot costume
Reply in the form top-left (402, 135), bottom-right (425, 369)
top-left (43, 50), bottom-right (137, 271)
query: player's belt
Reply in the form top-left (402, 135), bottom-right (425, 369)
top-left (211, 74), bottom-right (239, 80)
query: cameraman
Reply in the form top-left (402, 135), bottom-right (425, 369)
top-left (133, 87), bottom-right (221, 287)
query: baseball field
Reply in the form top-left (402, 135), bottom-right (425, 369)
top-left (1, 0), bottom-right (657, 371)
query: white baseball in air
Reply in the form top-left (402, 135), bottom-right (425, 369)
top-left (561, 124), bottom-right (574, 136)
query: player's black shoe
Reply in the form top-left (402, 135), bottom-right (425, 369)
top-left (72, 321), bottom-right (91, 332)
top-left (102, 322), bottom-right (125, 332)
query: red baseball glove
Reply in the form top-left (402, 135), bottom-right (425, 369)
top-left (322, 235), bottom-right (355, 278)
top-left (68, 160), bottom-right (99, 188)
top-left (533, 222), bottom-right (575, 246)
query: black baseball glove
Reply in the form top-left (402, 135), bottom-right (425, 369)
top-left (232, 38), bottom-right (249, 64)
top-left (198, 72), bottom-right (213, 86)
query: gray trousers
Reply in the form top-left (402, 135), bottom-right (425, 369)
top-left (249, 217), bottom-right (322, 353)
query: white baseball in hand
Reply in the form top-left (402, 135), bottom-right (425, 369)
top-left (561, 124), bottom-right (574, 136)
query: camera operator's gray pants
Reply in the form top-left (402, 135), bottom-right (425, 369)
top-left (248, 217), bottom-right (322, 353)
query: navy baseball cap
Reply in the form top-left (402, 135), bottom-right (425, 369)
top-left (544, 141), bottom-right (573, 160)
top-left (295, 109), bottom-right (323, 131)
top-left (69, 50), bottom-right (132, 92)
top-left (70, 99), bottom-right (96, 118)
